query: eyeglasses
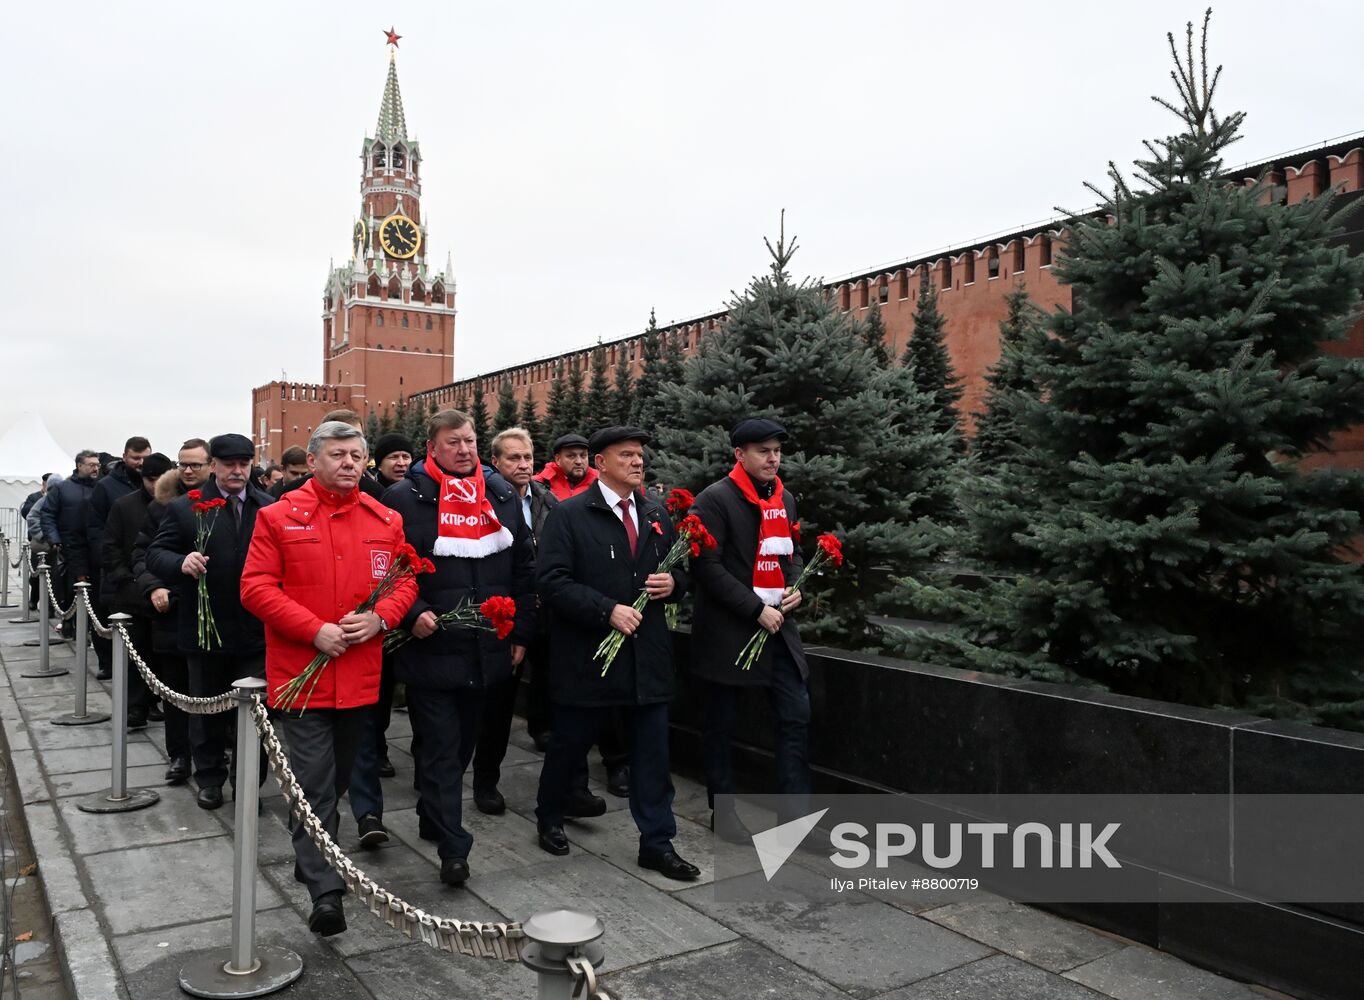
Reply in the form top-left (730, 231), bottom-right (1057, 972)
top-left (177, 462), bottom-right (206, 470)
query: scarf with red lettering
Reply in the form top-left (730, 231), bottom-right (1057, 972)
top-left (728, 462), bottom-right (793, 604)
top-left (423, 458), bottom-right (513, 558)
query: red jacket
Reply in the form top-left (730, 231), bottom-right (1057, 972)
top-left (532, 462), bottom-right (598, 501)
top-left (241, 479), bottom-right (418, 710)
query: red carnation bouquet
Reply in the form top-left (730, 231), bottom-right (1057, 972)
top-left (383, 594), bottom-right (517, 652)
top-left (736, 532), bottom-right (844, 671)
top-left (595, 512), bottom-right (715, 676)
top-left (188, 490), bottom-right (228, 650)
top-left (662, 488), bottom-right (696, 629)
top-left (274, 542), bottom-right (434, 712)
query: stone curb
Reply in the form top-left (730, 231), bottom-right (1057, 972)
top-left (1, 647), bottom-right (131, 1000)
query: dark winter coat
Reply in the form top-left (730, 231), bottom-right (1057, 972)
top-left (146, 477), bottom-right (275, 654)
top-left (132, 471), bottom-right (184, 652)
top-left (86, 461), bottom-right (140, 579)
top-left (381, 464), bottom-right (536, 691)
top-left (536, 481), bottom-right (686, 707)
top-left (689, 476), bottom-right (808, 686)
top-left (39, 475), bottom-right (96, 572)
top-left (20, 490), bottom-right (41, 519)
top-left (529, 479), bottom-right (558, 547)
top-left (101, 486), bottom-right (155, 614)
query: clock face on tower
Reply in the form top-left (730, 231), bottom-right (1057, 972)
top-left (353, 220), bottom-right (367, 255)
top-left (379, 214), bottom-right (421, 259)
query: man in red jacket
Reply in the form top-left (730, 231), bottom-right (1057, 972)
top-left (532, 433), bottom-right (598, 500)
top-left (242, 421), bottom-right (417, 937)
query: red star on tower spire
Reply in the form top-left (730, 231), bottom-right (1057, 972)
top-left (384, 26), bottom-right (401, 48)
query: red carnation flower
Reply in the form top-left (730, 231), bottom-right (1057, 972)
top-left (421, 558), bottom-right (437, 574)
top-left (816, 533), bottom-right (844, 567)
top-left (651, 520), bottom-right (663, 535)
top-left (665, 488), bottom-right (695, 516)
top-left (186, 490), bottom-right (202, 501)
top-left (689, 542), bottom-right (701, 558)
top-left (791, 521), bottom-right (801, 542)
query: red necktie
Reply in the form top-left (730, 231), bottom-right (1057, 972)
top-left (618, 497), bottom-right (637, 558)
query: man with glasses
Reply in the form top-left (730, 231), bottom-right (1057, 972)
top-left (147, 434), bottom-right (275, 809)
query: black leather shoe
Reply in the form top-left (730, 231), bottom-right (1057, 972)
top-left (638, 849), bottom-right (701, 882)
top-left (165, 757), bottom-right (191, 785)
top-left (710, 808), bottom-right (752, 845)
top-left (358, 814), bottom-right (389, 849)
top-left (606, 765), bottom-right (630, 798)
top-left (96, 669), bottom-right (112, 680)
top-left (378, 756), bottom-right (396, 778)
top-left (537, 823), bottom-right (570, 856)
top-left (473, 787), bottom-right (506, 816)
top-left (563, 790), bottom-right (607, 818)
top-left (147, 704), bottom-right (165, 722)
top-left (418, 816), bottom-right (440, 842)
top-left (308, 891), bottom-right (346, 936)
top-left (440, 857), bottom-right (470, 886)
top-left (196, 785), bottom-right (224, 810)
top-left (531, 731), bottom-right (552, 753)
top-left (126, 710), bottom-right (147, 731)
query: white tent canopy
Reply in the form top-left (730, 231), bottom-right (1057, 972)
top-left (0, 412), bottom-right (73, 513)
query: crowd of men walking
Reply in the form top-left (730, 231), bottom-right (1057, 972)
top-left (20, 408), bottom-right (814, 937)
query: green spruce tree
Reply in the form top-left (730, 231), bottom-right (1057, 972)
top-left (654, 217), bottom-right (957, 648)
top-left (903, 279), bottom-right (963, 438)
top-left (613, 346), bottom-right (635, 424)
top-left (899, 12), bottom-right (1364, 727)
top-left (520, 393), bottom-right (545, 467)
top-left (544, 359), bottom-right (570, 444)
top-left (584, 343), bottom-right (614, 431)
top-left (470, 381), bottom-right (491, 448)
top-left (564, 357), bottom-right (586, 434)
top-left (634, 308), bottom-right (667, 428)
top-left (493, 378), bottom-right (520, 434)
top-left (972, 283), bottom-right (1044, 464)
top-left (862, 299), bottom-right (892, 366)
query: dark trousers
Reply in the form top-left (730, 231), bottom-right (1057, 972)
top-left (118, 616), bottom-right (161, 716)
top-left (525, 638), bottom-right (554, 737)
top-left (88, 582), bottom-right (112, 674)
top-left (537, 702), bottom-right (676, 856)
top-left (348, 657), bottom-right (395, 821)
top-left (155, 647), bottom-right (191, 760)
top-left (280, 707), bottom-right (366, 902)
top-left (407, 688), bottom-right (485, 861)
top-left (187, 650), bottom-right (265, 788)
top-left (471, 668), bottom-right (520, 794)
top-left (703, 641), bottom-right (812, 814)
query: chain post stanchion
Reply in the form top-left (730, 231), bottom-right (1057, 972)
top-left (20, 553), bottom-right (69, 676)
top-left (0, 535), bottom-right (12, 609)
top-left (179, 677), bottom-right (303, 998)
top-left (10, 543), bottom-right (34, 624)
top-left (76, 614), bottom-right (158, 814)
top-left (52, 583), bottom-right (109, 727)
top-left (519, 911), bottom-right (607, 1000)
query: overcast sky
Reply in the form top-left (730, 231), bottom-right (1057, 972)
top-left (4, 1), bottom-right (1361, 458)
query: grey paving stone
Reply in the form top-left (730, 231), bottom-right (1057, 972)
top-left (473, 852), bottom-right (737, 973)
top-left (112, 905), bottom-right (371, 1000)
top-left (51, 764), bottom-right (173, 799)
top-left (28, 720), bottom-right (148, 752)
top-left (20, 800), bottom-right (87, 915)
top-left (84, 837), bottom-right (284, 935)
top-left (605, 938), bottom-right (846, 998)
top-left (10, 747), bottom-right (50, 804)
top-left (56, 788), bottom-right (225, 856)
top-left (383, 804), bottom-right (549, 879)
top-left (920, 897), bottom-right (1123, 972)
top-left (55, 907), bottom-right (124, 1000)
top-left (678, 863), bottom-right (992, 997)
top-left (40, 741), bottom-right (163, 775)
top-left (562, 805), bottom-right (758, 891)
top-left (496, 758), bottom-right (629, 819)
top-left (876, 954), bottom-right (1106, 999)
top-left (216, 804), bottom-right (302, 866)
top-left (350, 940), bottom-right (536, 999)
top-left (1065, 945), bottom-right (1262, 1000)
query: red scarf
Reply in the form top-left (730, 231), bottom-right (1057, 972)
top-left (534, 462), bottom-right (598, 501)
top-left (728, 462), bottom-right (793, 604)
top-left (423, 458), bottom-right (513, 558)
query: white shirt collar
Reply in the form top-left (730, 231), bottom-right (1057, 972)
top-left (596, 480), bottom-right (630, 509)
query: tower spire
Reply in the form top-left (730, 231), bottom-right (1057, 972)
top-left (375, 45), bottom-right (408, 145)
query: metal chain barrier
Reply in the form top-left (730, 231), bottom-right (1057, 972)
top-left (568, 956), bottom-right (613, 1000)
top-left (79, 586), bottom-right (113, 639)
top-left (40, 564), bottom-right (77, 621)
top-left (112, 620), bottom-right (238, 715)
top-left (251, 699), bottom-right (544, 966)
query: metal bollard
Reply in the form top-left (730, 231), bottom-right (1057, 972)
top-left (9, 543), bottom-right (34, 624)
top-left (20, 553), bottom-right (70, 676)
top-left (179, 677), bottom-right (303, 998)
top-left (52, 583), bottom-right (109, 726)
top-left (76, 614), bottom-right (158, 814)
top-left (519, 910), bottom-right (606, 1000)
top-left (0, 535), bottom-right (12, 609)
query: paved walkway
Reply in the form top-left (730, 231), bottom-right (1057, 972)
top-left (0, 582), bottom-right (1293, 998)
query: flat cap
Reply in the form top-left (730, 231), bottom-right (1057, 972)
top-left (730, 418), bottom-right (788, 448)
top-left (587, 426), bottom-right (651, 456)
top-left (209, 433), bottom-right (255, 461)
top-left (551, 433), bottom-right (590, 454)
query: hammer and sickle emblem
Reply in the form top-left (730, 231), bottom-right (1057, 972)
top-left (443, 478), bottom-right (479, 504)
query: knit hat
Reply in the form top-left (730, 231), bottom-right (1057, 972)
top-left (373, 433), bottom-right (415, 466)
